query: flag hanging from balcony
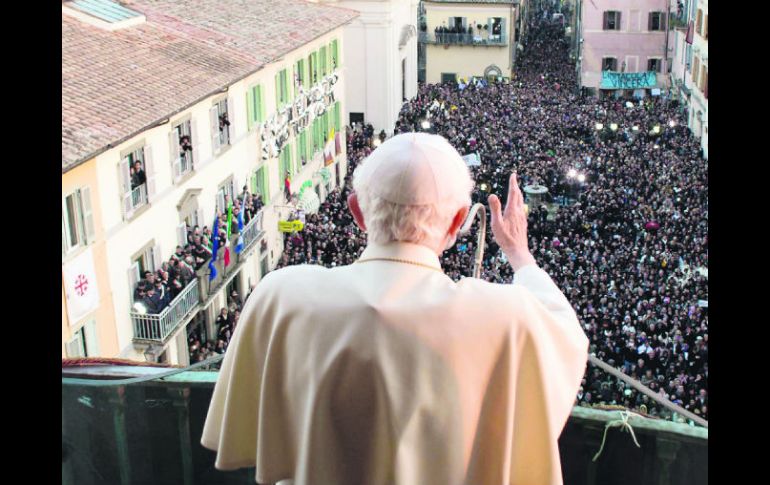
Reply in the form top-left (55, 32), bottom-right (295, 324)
top-left (235, 202), bottom-right (245, 254)
top-left (63, 248), bottom-right (100, 324)
top-left (685, 21), bottom-right (694, 44)
top-left (224, 202), bottom-right (233, 266)
top-left (209, 216), bottom-right (220, 281)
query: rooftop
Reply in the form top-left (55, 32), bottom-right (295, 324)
top-left (62, 0), bottom-right (358, 172)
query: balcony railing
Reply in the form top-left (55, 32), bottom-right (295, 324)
top-left (122, 184), bottom-right (148, 219)
top-left (62, 359), bottom-right (708, 485)
top-left (420, 31), bottom-right (507, 46)
top-left (239, 210), bottom-right (264, 258)
top-left (131, 279), bottom-right (200, 344)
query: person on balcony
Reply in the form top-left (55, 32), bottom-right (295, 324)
top-left (202, 133), bottom-right (588, 485)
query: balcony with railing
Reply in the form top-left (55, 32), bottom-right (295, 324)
top-left (419, 31), bottom-right (507, 46)
top-left (131, 278), bottom-right (200, 344)
top-left (62, 358), bottom-right (708, 485)
top-left (196, 209), bottom-right (265, 303)
top-left (122, 183), bottom-right (148, 219)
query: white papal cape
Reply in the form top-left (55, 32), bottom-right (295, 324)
top-left (202, 242), bottom-right (588, 485)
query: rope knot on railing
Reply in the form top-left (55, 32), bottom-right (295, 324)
top-left (592, 410), bottom-right (641, 462)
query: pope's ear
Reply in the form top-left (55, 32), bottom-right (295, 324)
top-left (449, 205), bottom-right (470, 237)
top-left (347, 192), bottom-right (367, 231)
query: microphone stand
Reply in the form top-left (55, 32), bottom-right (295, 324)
top-left (459, 203), bottom-right (487, 279)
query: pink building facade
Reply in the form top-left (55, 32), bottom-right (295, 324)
top-left (578, 0), bottom-right (675, 96)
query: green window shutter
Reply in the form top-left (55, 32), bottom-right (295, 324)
top-left (275, 72), bottom-right (281, 109)
top-left (294, 61), bottom-right (301, 96)
top-left (334, 101), bottom-right (341, 132)
top-left (262, 165), bottom-right (270, 200)
top-left (332, 39), bottom-right (339, 69)
top-left (251, 172), bottom-right (258, 193)
top-left (312, 52), bottom-right (318, 84)
top-left (258, 85), bottom-right (265, 122)
top-left (284, 69), bottom-right (291, 102)
top-left (246, 88), bottom-right (254, 132)
top-left (287, 142), bottom-right (294, 175)
top-left (320, 46), bottom-right (327, 77)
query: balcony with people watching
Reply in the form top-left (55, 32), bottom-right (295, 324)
top-left (129, 190), bottom-right (266, 345)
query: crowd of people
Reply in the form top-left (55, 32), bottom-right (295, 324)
top-left (191, 14), bottom-right (708, 422)
top-left (133, 191), bottom-right (265, 316)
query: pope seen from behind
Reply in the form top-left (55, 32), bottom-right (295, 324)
top-left (202, 132), bottom-right (589, 485)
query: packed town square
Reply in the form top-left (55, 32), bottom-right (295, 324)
top-left (184, 16), bottom-right (707, 422)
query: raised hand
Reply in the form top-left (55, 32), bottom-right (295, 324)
top-left (488, 172), bottom-right (537, 271)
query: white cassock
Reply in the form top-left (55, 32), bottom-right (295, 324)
top-left (202, 242), bottom-right (589, 485)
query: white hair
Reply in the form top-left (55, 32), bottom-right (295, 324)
top-left (353, 169), bottom-right (473, 247)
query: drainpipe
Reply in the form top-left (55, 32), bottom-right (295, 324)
top-left (663, 0), bottom-right (671, 98)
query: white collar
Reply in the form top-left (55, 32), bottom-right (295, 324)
top-left (358, 242), bottom-right (443, 271)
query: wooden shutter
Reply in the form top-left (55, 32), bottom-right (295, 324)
top-left (169, 129), bottom-right (181, 180)
top-left (152, 244), bottom-right (162, 272)
top-left (177, 222), bottom-right (188, 246)
top-left (449, 17), bottom-right (455, 28)
top-left (616, 12), bottom-right (621, 30)
top-left (84, 320), bottom-right (99, 356)
top-left (246, 88), bottom-right (254, 132)
top-left (258, 85), bottom-right (266, 122)
top-left (661, 12), bottom-right (667, 32)
top-left (128, 262), bottom-right (140, 301)
top-left (80, 187), bottom-right (95, 244)
top-left (275, 72), bottom-right (281, 109)
top-left (603, 12), bottom-right (609, 29)
top-left (226, 97), bottom-right (234, 143)
top-left (118, 158), bottom-right (132, 218)
top-left (190, 119), bottom-right (200, 169)
top-left (648, 12), bottom-right (653, 31)
top-left (196, 209), bottom-right (204, 228)
top-left (144, 146), bottom-right (156, 200)
top-left (251, 172), bottom-right (258, 194)
top-left (66, 334), bottom-right (84, 358)
top-left (501, 19), bottom-right (506, 41)
top-left (210, 106), bottom-right (220, 155)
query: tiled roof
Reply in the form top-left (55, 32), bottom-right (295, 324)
top-left (62, 0), bottom-right (358, 172)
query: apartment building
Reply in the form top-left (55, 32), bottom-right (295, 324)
top-left (62, 0), bottom-right (358, 364)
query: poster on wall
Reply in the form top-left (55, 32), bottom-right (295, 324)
top-left (63, 247), bottom-right (100, 325)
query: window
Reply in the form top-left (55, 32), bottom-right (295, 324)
top-left (703, 14), bottom-right (708, 39)
top-left (210, 99), bottom-right (231, 154)
top-left (118, 145), bottom-right (154, 218)
top-left (252, 165), bottom-right (270, 202)
top-left (169, 119), bottom-right (194, 180)
top-left (648, 11), bottom-right (666, 31)
top-left (441, 73), bottom-right (457, 83)
top-left (297, 131), bottom-right (308, 168)
top-left (330, 39), bottom-right (339, 70)
top-left (280, 145), bottom-right (293, 180)
top-left (647, 58), bottom-right (662, 72)
top-left (602, 57), bottom-right (618, 71)
top-left (309, 51), bottom-right (319, 85)
top-left (128, 242), bottom-right (161, 301)
top-left (700, 66), bottom-right (707, 96)
top-left (246, 84), bottom-right (266, 132)
top-left (294, 59), bottom-right (305, 94)
top-left (603, 11), bottom-right (621, 30)
top-left (216, 177), bottom-right (236, 215)
top-left (178, 207), bottom-right (202, 246)
top-left (65, 320), bottom-right (98, 358)
top-left (62, 187), bottom-right (95, 254)
top-left (275, 68), bottom-right (290, 109)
